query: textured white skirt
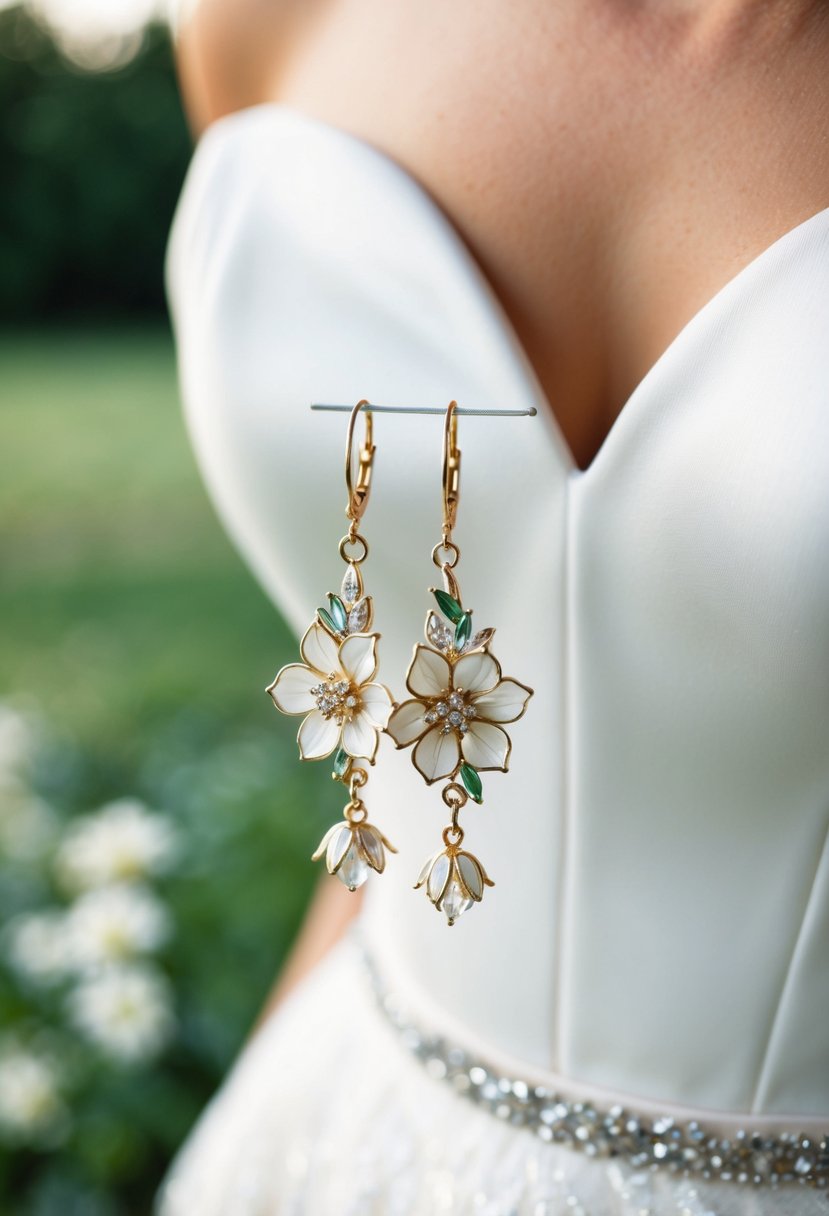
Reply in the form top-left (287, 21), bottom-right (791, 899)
top-left (156, 928), bottom-right (826, 1216)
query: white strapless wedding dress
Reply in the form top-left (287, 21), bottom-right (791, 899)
top-left (158, 103), bottom-right (829, 1215)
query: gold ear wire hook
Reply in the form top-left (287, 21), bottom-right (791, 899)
top-left (344, 399), bottom-right (375, 525)
top-left (442, 400), bottom-right (461, 538)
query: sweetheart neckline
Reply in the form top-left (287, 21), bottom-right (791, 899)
top-left (193, 100), bottom-right (829, 485)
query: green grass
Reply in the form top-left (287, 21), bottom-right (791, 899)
top-left (0, 327), bottom-right (288, 755)
top-left (0, 327), bottom-right (330, 1215)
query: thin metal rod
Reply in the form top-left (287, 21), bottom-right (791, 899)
top-left (311, 402), bottom-right (537, 417)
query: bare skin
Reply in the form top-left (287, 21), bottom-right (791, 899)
top-left (250, 872), bottom-right (364, 1033)
top-left (174, 0), bottom-right (829, 1013)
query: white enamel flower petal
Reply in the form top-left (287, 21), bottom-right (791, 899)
top-left (407, 646), bottom-right (451, 698)
top-left (473, 678), bottom-right (533, 723)
top-left (413, 725), bottom-right (460, 783)
top-left (339, 633), bottom-right (378, 686)
top-left (342, 712), bottom-right (379, 761)
top-left (357, 825), bottom-right (385, 873)
top-left (453, 650), bottom-right (501, 696)
top-left (427, 853), bottom-right (451, 904)
top-left (297, 709), bottom-right (341, 760)
top-left (461, 720), bottom-right (510, 772)
top-left (326, 824), bottom-right (354, 874)
top-left (359, 683), bottom-right (393, 729)
top-left (311, 822), bottom-right (341, 861)
top-left (415, 849), bottom-right (441, 888)
top-left (300, 622), bottom-right (340, 676)
top-left (386, 700), bottom-right (429, 747)
top-left (267, 663), bottom-right (319, 715)
top-left (456, 852), bottom-right (484, 900)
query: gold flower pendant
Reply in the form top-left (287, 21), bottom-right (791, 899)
top-left (267, 561), bottom-right (397, 890)
top-left (386, 582), bottom-right (533, 923)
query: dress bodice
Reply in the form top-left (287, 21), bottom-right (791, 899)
top-left (166, 103), bottom-right (829, 1123)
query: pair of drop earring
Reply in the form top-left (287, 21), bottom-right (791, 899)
top-left (267, 399), bottom-right (533, 926)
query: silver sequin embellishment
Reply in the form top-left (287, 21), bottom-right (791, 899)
top-left (353, 933), bottom-right (828, 1190)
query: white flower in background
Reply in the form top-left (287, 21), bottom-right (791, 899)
top-left (56, 798), bottom-right (178, 892)
top-left (5, 911), bottom-right (70, 986)
top-left (0, 1044), bottom-right (68, 1144)
top-left (68, 964), bottom-right (175, 1063)
top-left (0, 704), bottom-right (37, 793)
top-left (65, 883), bottom-right (171, 971)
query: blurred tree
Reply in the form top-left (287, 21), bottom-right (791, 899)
top-left (0, 5), bottom-right (191, 323)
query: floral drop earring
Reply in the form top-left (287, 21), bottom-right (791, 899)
top-left (386, 401), bottom-right (533, 924)
top-left (266, 400), bottom-right (397, 890)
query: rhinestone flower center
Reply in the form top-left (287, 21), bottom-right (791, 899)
top-left (424, 689), bottom-right (477, 736)
top-left (311, 675), bottom-right (360, 723)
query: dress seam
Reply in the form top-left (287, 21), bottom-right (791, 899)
top-left (551, 473), bottom-right (576, 1070)
top-left (749, 814), bottom-right (829, 1113)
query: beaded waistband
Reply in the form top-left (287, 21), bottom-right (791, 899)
top-left (352, 930), bottom-right (828, 1190)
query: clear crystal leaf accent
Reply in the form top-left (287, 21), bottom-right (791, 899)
top-left (347, 596), bottom-right (370, 633)
top-left (427, 612), bottom-right (454, 652)
top-left (433, 589), bottom-right (464, 624)
top-left (341, 564), bottom-right (362, 606)
top-left (464, 627), bottom-right (495, 653)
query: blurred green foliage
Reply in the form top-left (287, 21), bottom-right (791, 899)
top-left (0, 328), bottom-right (331, 1216)
top-left (0, 6), bottom-right (191, 321)
top-left (0, 11), bottom-right (331, 1212)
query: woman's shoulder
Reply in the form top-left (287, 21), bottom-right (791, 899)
top-left (172, 0), bottom-right (312, 134)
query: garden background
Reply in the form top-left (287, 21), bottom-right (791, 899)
top-left (0, 4), bottom-right (323, 1211)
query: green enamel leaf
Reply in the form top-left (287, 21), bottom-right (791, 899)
top-left (454, 612), bottom-right (472, 649)
top-left (332, 747), bottom-right (351, 778)
top-left (318, 606), bottom-right (340, 635)
top-left (327, 594), bottom-right (348, 631)
top-left (460, 763), bottom-right (483, 803)
top-left (433, 589), bottom-right (464, 624)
